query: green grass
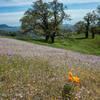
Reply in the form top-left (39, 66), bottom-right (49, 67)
top-left (0, 33), bottom-right (100, 56)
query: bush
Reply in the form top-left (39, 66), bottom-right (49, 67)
top-left (8, 32), bottom-right (16, 37)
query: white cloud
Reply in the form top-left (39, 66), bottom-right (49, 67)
top-left (0, 8), bottom-right (95, 26)
top-left (0, 12), bottom-right (24, 26)
top-left (0, 0), bottom-right (33, 7)
top-left (44, 0), bottom-right (100, 4)
top-left (59, 0), bottom-right (100, 4)
top-left (65, 9), bottom-right (95, 24)
top-left (0, 0), bottom-right (100, 7)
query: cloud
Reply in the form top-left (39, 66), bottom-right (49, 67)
top-left (60, 0), bottom-right (100, 4)
top-left (0, 12), bottom-right (24, 26)
top-left (0, 0), bottom-right (33, 7)
top-left (65, 9), bottom-right (95, 24)
top-left (0, 9), bottom-right (95, 26)
top-left (0, 0), bottom-right (100, 7)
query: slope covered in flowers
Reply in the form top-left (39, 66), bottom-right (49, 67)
top-left (0, 38), bottom-right (100, 99)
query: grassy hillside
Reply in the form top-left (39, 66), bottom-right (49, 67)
top-left (16, 33), bottom-right (100, 56)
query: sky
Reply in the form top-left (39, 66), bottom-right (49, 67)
top-left (0, 0), bottom-right (100, 26)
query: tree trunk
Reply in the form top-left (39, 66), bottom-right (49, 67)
top-left (85, 19), bottom-right (90, 38)
top-left (51, 32), bottom-right (55, 43)
top-left (92, 31), bottom-right (95, 39)
top-left (85, 26), bottom-right (89, 38)
top-left (85, 31), bottom-right (88, 38)
top-left (51, 36), bottom-right (55, 43)
top-left (45, 34), bottom-right (49, 42)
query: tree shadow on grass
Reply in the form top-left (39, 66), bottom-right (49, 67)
top-left (68, 37), bottom-right (86, 40)
top-left (17, 37), bottom-right (53, 44)
top-left (32, 38), bottom-right (52, 44)
top-left (73, 37), bottom-right (86, 40)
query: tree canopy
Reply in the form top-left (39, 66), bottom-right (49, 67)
top-left (20, 0), bottom-right (70, 43)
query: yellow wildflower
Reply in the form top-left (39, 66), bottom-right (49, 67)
top-left (73, 77), bottom-right (80, 83)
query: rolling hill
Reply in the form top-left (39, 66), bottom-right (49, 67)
top-left (0, 24), bottom-right (74, 32)
top-left (0, 24), bottom-right (20, 31)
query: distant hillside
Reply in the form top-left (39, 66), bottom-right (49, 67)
top-left (0, 24), bottom-right (20, 31)
top-left (0, 24), bottom-right (74, 32)
top-left (62, 24), bottom-right (74, 30)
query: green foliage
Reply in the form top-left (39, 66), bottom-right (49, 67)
top-left (8, 32), bottom-right (16, 37)
top-left (97, 5), bottom-right (100, 26)
top-left (20, 0), bottom-right (70, 43)
top-left (63, 83), bottom-right (72, 94)
top-left (74, 21), bottom-right (85, 34)
top-left (0, 30), bottom-right (16, 37)
top-left (62, 28), bottom-right (72, 34)
top-left (74, 10), bottom-right (98, 38)
top-left (74, 6), bottom-right (100, 39)
top-left (62, 83), bottom-right (73, 99)
top-left (84, 11), bottom-right (97, 38)
top-left (94, 26), bottom-right (100, 35)
top-left (84, 11), bottom-right (97, 25)
top-left (0, 30), bottom-right (9, 36)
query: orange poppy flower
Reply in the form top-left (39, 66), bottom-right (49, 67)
top-left (73, 77), bottom-right (80, 83)
top-left (68, 77), bottom-right (72, 82)
top-left (69, 72), bottom-right (72, 77)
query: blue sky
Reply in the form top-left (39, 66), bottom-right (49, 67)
top-left (0, 0), bottom-right (100, 26)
